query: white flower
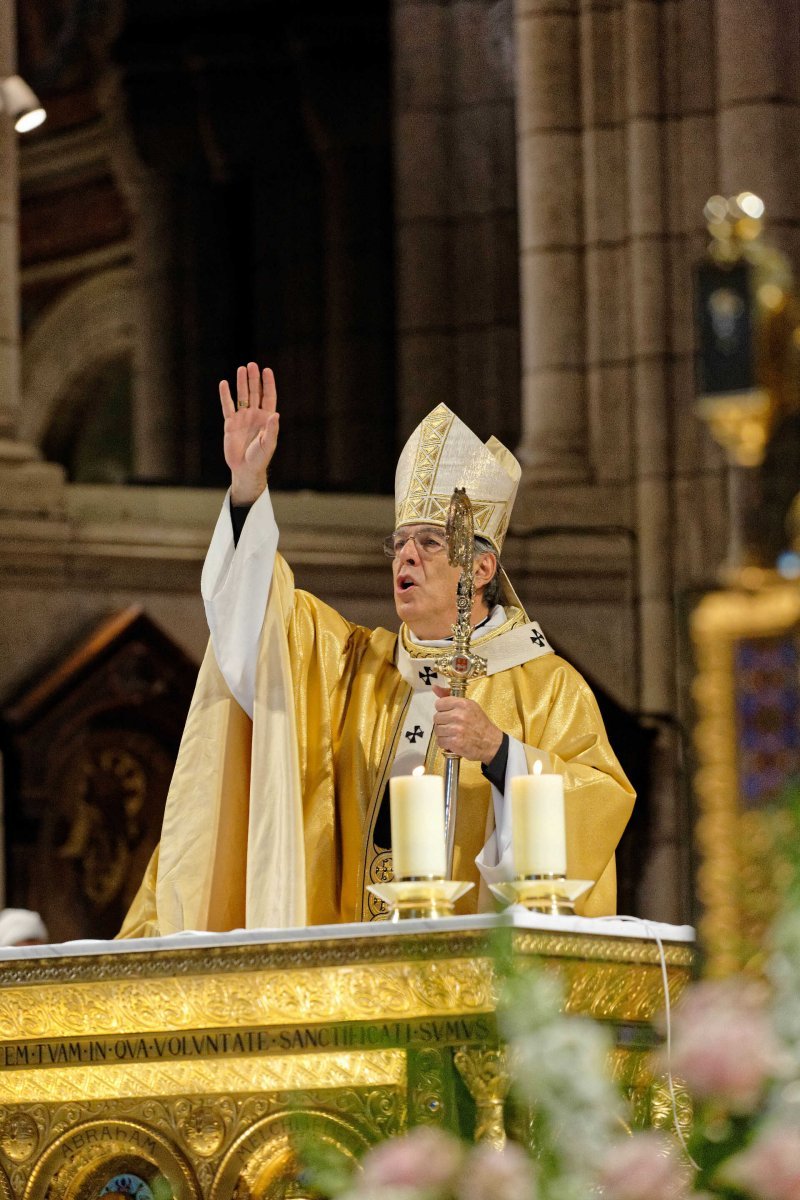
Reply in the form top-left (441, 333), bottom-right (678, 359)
top-left (596, 1131), bottom-right (691, 1200)
top-left (358, 1128), bottom-right (464, 1194)
top-left (513, 1017), bottom-right (623, 1170)
top-left (769, 908), bottom-right (800, 1070)
top-left (339, 1189), bottom-right (424, 1200)
top-left (719, 1119), bottom-right (800, 1200)
top-left (458, 1142), bottom-right (537, 1200)
top-left (654, 979), bottom-right (786, 1113)
top-left (499, 970), bottom-right (565, 1040)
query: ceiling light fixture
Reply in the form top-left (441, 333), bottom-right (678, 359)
top-left (0, 75), bottom-right (46, 133)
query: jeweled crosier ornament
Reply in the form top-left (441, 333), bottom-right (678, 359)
top-left (436, 488), bottom-right (487, 878)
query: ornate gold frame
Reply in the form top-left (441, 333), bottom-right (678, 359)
top-left (691, 579), bottom-right (800, 975)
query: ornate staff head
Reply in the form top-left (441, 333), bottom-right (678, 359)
top-left (446, 486), bottom-right (476, 626)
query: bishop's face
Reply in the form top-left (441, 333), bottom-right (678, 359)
top-left (391, 524), bottom-right (468, 640)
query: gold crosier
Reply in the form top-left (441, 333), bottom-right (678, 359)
top-left (438, 488), bottom-right (487, 878)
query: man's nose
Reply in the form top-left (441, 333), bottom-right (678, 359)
top-left (399, 535), bottom-right (418, 563)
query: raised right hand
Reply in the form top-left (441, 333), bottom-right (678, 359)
top-left (219, 363), bottom-right (279, 504)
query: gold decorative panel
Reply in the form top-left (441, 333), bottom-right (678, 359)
top-left (0, 957), bottom-right (493, 1042)
top-left (24, 1120), bottom-right (199, 1200)
top-left (691, 580), bottom-right (800, 975)
top-left (0, 1051), bottom-right (406, 1106)
top-left (0, 921), bottom-right (693, 1200)
top-left (209, 1111), bottom-right (370, 1200)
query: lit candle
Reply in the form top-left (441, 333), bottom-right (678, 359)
top-left (511, 760), bottom-right (567, 877)
top-left (390, 768), bottom-right (446, 879)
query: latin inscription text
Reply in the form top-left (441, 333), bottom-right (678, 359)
top-left (2, 1016), bottom-right (494, 1070)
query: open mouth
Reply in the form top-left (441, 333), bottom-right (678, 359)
top-left (397, 576), bottom-right (415, 592)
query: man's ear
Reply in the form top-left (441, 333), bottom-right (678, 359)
top-left (473, 552), bottom-right (497, 586)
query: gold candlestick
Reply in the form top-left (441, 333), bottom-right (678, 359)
top-left (489, 876), bottom-right (593, 916)
top-left (367, 879), bottom-right (474, 921)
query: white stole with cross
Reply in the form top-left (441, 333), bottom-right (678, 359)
top-left (392, 610), bottom-right (554, 780)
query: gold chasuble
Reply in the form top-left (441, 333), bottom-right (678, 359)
top-left (120, 553), bottom-right (634, 938)
top-left (120, 403), bottom-right (634, 938)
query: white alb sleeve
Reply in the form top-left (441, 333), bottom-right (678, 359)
top-left (475, 737), bottom-right (551, 884)
top-left (201, 487), bottom-right (279, 719)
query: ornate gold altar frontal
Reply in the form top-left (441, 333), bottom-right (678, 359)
top-left (0, 918), bottom-right (692, 1200)
top-left (692, 579), bottom-right (800, 977)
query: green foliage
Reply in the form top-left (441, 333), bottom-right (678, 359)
top-left (775, 777), bottom-right (800, 903)
top-left (292, 1116), bottom-right (355, 1199)
top-left (687, 1112), bottom-right (757, 1198)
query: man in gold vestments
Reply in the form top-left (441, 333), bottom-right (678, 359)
top-left (120, 366), bottom-right (634, 937)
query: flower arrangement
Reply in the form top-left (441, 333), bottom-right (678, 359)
top-left (301, 788), bottom-right (800, 1200)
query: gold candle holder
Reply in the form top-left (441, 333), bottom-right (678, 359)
top-left (489, 875), bottom-right (593, 916)
top-left (367, 879), bottom-right (474, 921)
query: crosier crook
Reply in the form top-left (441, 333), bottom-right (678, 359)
top-left (438, 488), bottom-right (488, 879)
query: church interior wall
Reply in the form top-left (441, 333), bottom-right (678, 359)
top-left (2, 0), bottom-right (799, 934)
top-left (393, 0), bottom-right (521, 450)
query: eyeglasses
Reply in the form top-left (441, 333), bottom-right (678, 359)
top-left (382, 527), bottom-right (449, 559)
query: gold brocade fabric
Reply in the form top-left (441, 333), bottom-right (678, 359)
top-left (119, 557), bottom-right (635, 937)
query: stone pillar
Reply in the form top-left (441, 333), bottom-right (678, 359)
top-left (617, 0), bottom-right (683, 925)
top-left (580, 0), bottom-right (632, 485)
top-left (0, 0), bottom-right (61, 491)
top-left (668, 0), bottom-right (728, 593)
top-left (393, 0), bottom-right (520, 444)
top-left (393, 0), bottom-right (455, 434)
top-left (514, 0), bottom-right (588, 481)
top-left (0, 0), bottom-right (20, 445)
top-left (624, 0), bottom-right (676, 717)
top-left (128, 175), bottom-right (181, 482)
top-left (715, 0), bottom-right (800, 261)
top-left (447, 0), bottom-right (520, 448)
top-left (101, 74), bottom-right (180, 483)
top-left (309, 122), bottom-right (394, 493)
top-left (0, 0), bottom-right (63, 904)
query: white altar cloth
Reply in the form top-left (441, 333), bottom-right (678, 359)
top-left (0, 910), bottom-right (695, 962)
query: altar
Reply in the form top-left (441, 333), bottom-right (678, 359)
top-left (0, 912), bottom-right (693, 1200)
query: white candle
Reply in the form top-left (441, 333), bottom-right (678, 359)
top-left (511, 762), bottom-right (567, 876)
top-left (390, 770), bottom-right (446, 879)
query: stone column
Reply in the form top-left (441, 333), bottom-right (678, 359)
top-left (514, 0), bottom-right (588, 481)
top-left (100, 74), bottom-right (180, 483)
top-left (311, 126), bottom-right (394, 493)
top-left (128, 175), bottom-right (181, 482)
top-left (580, 0), bottom-right (631, 485)
top-left (447, 0), bottom-right (520, 447)
top-left (0, 0), bottom-right (21, 446)
top-left (393, 0), bottom-right (456, 434)
top-left (618, 0), bottom-right (681, 928)
top-left (715, 0), bottom-right (800, 261)
top-left (393, 0), bottom-right (520, 444)
top-left (621, 0), bottom-right (676, 717)
top-left (668, 0), bottom-right (727, 595)
top-left (0, 0), bottom-right (61, 491)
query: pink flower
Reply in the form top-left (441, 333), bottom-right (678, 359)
top-left (655, 980), bottom-right (784, 1113)
top-left (359, 1127), bottom-right (465, 1195)
top-left (720, 1122), bottom-right (800, 1200)
top-left (596, 1131), bottom-right (690, 1200)
top-left (458, 1142), bottom-right (536, 1200)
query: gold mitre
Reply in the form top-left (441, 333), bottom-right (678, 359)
top-left (395, 403), bottom-right (521, 554)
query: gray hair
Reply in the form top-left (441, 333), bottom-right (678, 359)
top-left (474, 536), bottom-right (503, 610)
